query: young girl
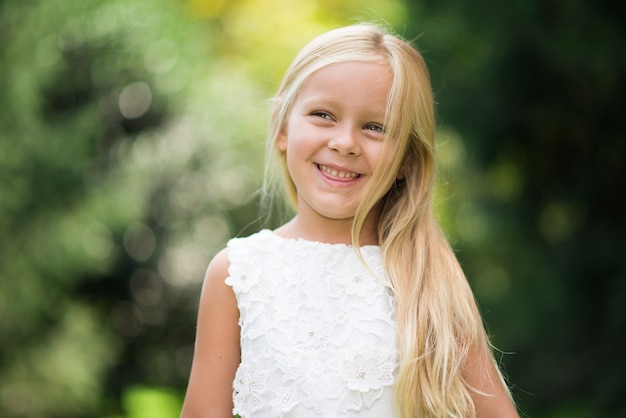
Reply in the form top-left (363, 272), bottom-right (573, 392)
top-left (181, 24), bottom-right (519, 418)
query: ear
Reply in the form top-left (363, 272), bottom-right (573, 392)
top-left (276, 125), bottom-right (288, 152)
top-left (272, 96), bottom-right (288, 152)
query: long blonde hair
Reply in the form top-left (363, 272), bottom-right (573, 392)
top-left (263, 23), bottom-right (499, 417)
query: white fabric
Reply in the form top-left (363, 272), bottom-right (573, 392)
top-left (225, 230), bottom-right (398, 417)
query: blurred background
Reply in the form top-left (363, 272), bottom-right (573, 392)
top-left (0, 0), bottom-right (623, 417)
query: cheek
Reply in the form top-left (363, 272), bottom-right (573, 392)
top-left (370, 144), bottom-right (399, 182)
top-left (368, 143), bottom-right (385, 167)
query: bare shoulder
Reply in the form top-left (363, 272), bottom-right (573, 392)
top-left (196, 248), bottom-right (235, 321)
top-left (204, 247), bottom-right (231, 287)
top-left (180, 248), bottom-right (240, 418)
top-left (464, 341), bottom-right (520, 418)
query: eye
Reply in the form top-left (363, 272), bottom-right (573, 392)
top-left (365, 123), bottom-right (385, 133)
top-left (312, 111), bottom-right (333, 120)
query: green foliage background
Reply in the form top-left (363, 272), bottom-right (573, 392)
top-left (0, 0), bottom-right (623, 417)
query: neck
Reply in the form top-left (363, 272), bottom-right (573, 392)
top-left (274, 213), bottom-right (379, 246)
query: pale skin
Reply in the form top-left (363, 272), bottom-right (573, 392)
top-left (180, 62), bottom-right (519, 417)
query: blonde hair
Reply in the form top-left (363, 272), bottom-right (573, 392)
top-left (263, 23), bottom-right (501, 417)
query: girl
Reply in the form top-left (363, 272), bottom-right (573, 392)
top-left (181, 24), bottom-right (519, 417)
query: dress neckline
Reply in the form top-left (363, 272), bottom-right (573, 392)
top-left (260, 229), bottom-right (380, 250)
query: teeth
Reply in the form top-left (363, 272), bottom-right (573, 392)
top-left (319, 164), bottom-right (359, 178)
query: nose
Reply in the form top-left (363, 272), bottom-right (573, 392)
top-left (327, 124), bottom-right (360, 156)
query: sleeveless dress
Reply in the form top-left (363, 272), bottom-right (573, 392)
top-left (225, 230), bottom-right (398, 417)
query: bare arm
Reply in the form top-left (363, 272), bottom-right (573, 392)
top-left (180, 249), bottom-right (240, 418)
top-left (464, 341), bottom-right (520, 418)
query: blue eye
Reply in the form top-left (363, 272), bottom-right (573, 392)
top-left (365, 124), bottom-right (385, 133)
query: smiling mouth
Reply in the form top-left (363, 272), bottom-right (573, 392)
top-left (317, 164), bottom-right (360, 179)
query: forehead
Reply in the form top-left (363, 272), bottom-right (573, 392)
top-left (296, 62), bottom-right (393, 110)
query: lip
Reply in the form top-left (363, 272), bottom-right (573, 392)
top-left (316, 163), bottom-right (362, 182)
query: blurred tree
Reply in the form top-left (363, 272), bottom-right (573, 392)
top-left (8, 0), bottom-right (623, 416)
top-left (0, 0), bottom-right (263, 415)
top-left (403, 0), bottom-right (626, 416)
top-left (0, 0), bottom-right (406, 417)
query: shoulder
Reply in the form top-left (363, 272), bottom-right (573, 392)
top-left (199, 247), bottom-right (235, 314)
top-left (464, 341), bottom-right (520, 418)
top-left (225, 229), bottom-right (283, 264)
top-left (205, 247), bottom-right (230, 281)
top-left (206, 230), bottom-right (272, 282)
top-left (180, 247), bottom-right (240, 417)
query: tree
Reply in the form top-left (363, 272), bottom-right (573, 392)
top-left (0, 0), bottom-right (263, 415)
top-left (404, 0), bottom-right (626, 416)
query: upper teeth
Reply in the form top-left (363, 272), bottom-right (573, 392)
top-left (319, 164), bottom-right (359, 178)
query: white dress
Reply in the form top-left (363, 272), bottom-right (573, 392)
top-left (225, 230), bottom-right (398, 417)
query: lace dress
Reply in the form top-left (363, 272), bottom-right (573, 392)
top-left (225, 230), bottom-right (398, 417)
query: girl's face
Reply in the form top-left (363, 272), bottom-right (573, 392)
top-left (276, 61), bottom-right (393, 226)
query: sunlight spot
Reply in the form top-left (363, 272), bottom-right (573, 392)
top-left (170, 175), bottom-right (204, 216)
top-left (119, 81), bottom-right (152, 119)
top-left (155, 65), bottom-right (188, 93)
top-left (437, 128), bottom-right (466, 170)
top-left (486, 159), bottom-right (523, 202)
top-left (455, 202), bottom-right (489, 243)
top-left (57, 21), bottom-right (85, 51)
top-left (207, 159), bottom-right (255, 206)
top-left (83, 222), bottom-right (114, 260)
top-left (111, 301), bottom-right (143, 337)
top-left (144, 39), bottom-right (179, 74)
top-left (131, 133), bottom-right (160, 170)
top-left (36, 35), bottom-right (61, 67)
top-left (92, 3), bottom-right (119, 37)
top-left (194, 215), bottom-right (230, 248)
top-left (538, 200), bottom-right (585, 243)
top-left (123, 222), bottom-right (156, 261)
top-left (130, 269), bottom-right (164, 306)
top-left (158, 245), bottom-right (205, 287)
top-left (157, 117), bottom-right (196, 164)
top-left (475, 265), bottom-right (511, 301)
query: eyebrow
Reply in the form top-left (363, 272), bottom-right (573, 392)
top-left (300, 96), bottom-right (386, 115)
top-left (299, 96), bottom-right (339, 107)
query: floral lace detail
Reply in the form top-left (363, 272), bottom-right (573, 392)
top-left (340, 352), bottom-right (395, 411)
top-left (232, 361), bottom-right (268, 414)
top-left (226, 230), bottom-right (398, 417)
